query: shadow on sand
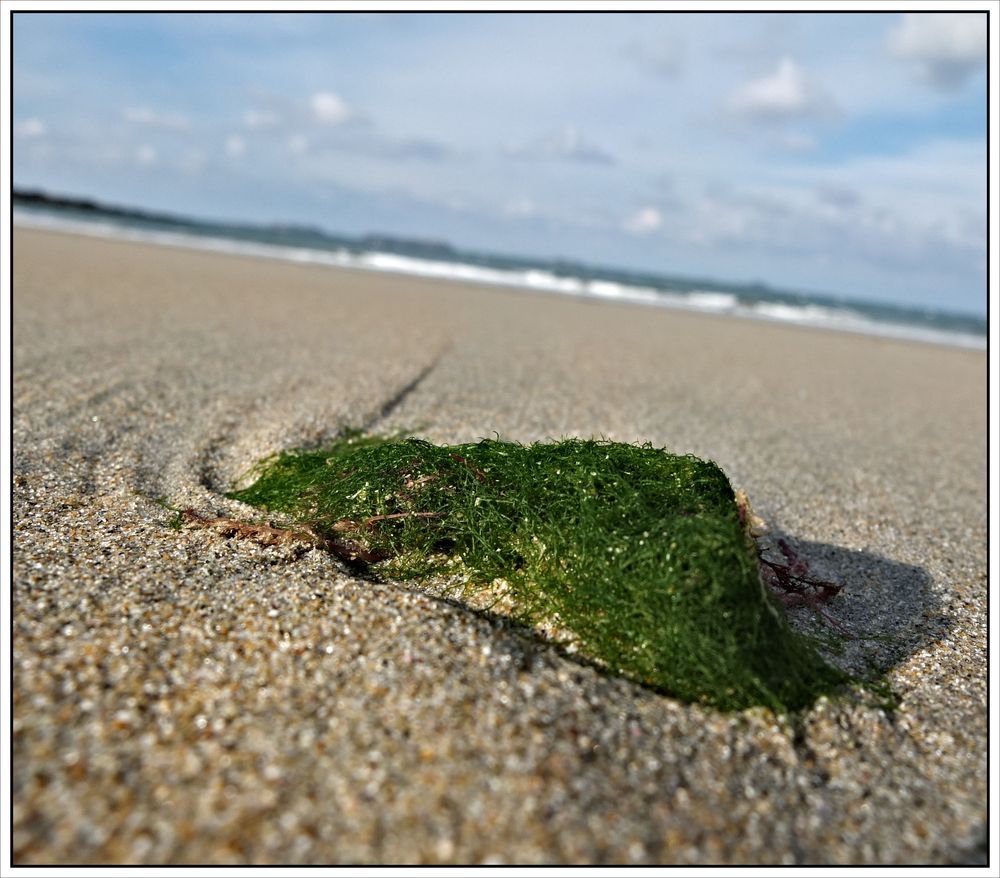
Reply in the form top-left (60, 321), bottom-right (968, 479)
top-left (771, 533), bottom-right (947, 680)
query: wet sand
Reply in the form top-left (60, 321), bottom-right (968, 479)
top-left (12, 226), bottom-right (987, 864)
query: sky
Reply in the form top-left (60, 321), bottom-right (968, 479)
top-left (11, 9), bottom-right (989, 316)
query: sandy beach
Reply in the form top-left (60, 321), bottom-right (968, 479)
top-left (12, 226), bottom-right (987, 864)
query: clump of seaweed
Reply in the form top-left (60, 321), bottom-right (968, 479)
top-left (209, 433), bottom-right (851, 712)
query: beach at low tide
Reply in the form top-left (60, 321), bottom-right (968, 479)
top-left (11, 226), bottom-right (987, 864)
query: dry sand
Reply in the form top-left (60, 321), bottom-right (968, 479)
top-left (11, 226), bottom-right (987, 864)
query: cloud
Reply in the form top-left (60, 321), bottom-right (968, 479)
top-left (366, 136), bottom-right (457, 161)
top-left (242, 92), bottom-right (360, 140)
top-left (310, 91), bottom-right (353, 125)
top-left (225, 135), bottom-right (246, 158)
top-left (135, 144), bottom-right (157, 166)
top-left (774, 131), bottom-right (817, 153)
top-left (287, 134), bottom-right (309, 156)
top-left (236, 87), bottom-right (454, 164)
top-left (505, 126), bottom-right (615, 165)
top-left (625, 35), bottom-right (685, 77)
top-left (178, 149), bottom-right (207, 174)
top-left (243, 109), bottom-right (280, 129)
top-left (123, 106), bottom-right (190, 131)
top-left (672, 173), bottom-right (982, 281)
top-left (887, 13), bottom-right (986, 91)
top-left (282, 127), bottom-right (455, 163)
top-left (14, 118), bottom-right (46, 139)
top-left (623, 207), bottom-right (662, 235)
top-left (503, 197), bottom-right (537, 218)
top-left (814, 184), bottom-right (861, 211)
top-left (727, 58), bottom-right (836, 123)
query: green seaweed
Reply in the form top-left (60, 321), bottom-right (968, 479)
top-left (144, 493), bottom-right (187, 531)
top-left (229, 434), bottom-right (849, 712)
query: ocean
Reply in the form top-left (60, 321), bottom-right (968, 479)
top-left (12, 200), bottom-right (986, 350)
